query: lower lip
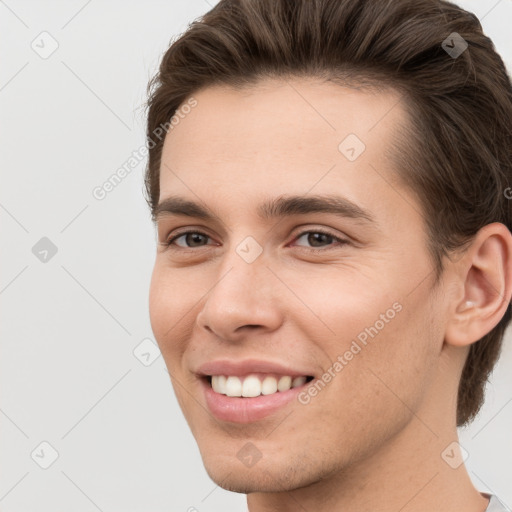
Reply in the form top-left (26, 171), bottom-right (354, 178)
top-left (201, 378), bottom-right (308, 423)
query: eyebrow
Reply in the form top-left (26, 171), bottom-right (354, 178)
top-left (153, 194), bottom-right (376, 226)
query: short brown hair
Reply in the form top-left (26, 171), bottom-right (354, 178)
top-left (144, 0), bottom-right (512, 426)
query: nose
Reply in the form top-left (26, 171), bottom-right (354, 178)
top-left (195, 252), bottom-right (283, 342)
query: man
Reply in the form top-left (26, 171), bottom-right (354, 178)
top-left (144, 0), bottom-right (512, 510)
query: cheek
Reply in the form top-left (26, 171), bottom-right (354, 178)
top-left (148, 266), bottom-right (170, 340)
top-left (148, 264), bottom-right (194, 362)
top-left (340, 290), bottom-right (438, 418)
top-left (288, 264), bottom-right (401, 352)
top-left (301, 267), bottom-right (438, 411)
top-left (303, 304), bottom-right (438, 466)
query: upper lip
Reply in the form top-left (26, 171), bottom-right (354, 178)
top-left (196, 358), bottom-right (315, 378)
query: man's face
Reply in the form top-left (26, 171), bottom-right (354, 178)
top-left (149, 78), bottom-right (449, 492)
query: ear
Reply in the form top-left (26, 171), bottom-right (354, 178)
top-left (445, 222), bottom-right (512, 347)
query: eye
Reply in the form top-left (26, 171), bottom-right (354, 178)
top-left (291, 229), bottom-right (348, 250)
top-left (163, 230), bottom-right (212, 249)
top-left (161, 228), bottom-right (348, 252)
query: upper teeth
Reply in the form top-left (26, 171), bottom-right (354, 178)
top-left (211, 375), bottom-right (307, 397)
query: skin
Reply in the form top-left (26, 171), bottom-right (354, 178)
top-left (148, 78), bottom-right (512, 512)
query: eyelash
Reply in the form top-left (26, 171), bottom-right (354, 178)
top-left (161, 228), bottom-right (348, 252)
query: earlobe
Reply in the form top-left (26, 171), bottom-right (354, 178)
top-left (445, 223), bottom-right (512, 348)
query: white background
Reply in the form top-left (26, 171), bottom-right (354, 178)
top-left (1, 1), bottom-right (511, 510)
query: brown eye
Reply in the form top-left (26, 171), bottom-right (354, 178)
top-left (292, 230), bottom-right (347, 250)
top-left (166, 231), bottom-right (211, 248)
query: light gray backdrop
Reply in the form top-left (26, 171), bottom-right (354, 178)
top-left (1, 1), bottom-right (511, 510)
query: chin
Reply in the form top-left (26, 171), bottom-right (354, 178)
top-left (199, 447), bottom-right (323, 495)
top-left (202, 462), bottom-right (295, 494)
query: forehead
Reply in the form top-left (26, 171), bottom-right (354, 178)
top-left (158, 78), bottom-right (413, 220)
top-left (163, 78), bottom-right (404, 160)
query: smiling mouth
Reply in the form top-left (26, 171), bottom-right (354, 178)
top-left (204, 374), bottom-right (315, 398)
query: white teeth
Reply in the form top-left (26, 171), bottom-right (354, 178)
top-left (225, 376), bottom-right (242, 397)
top-left (261, 376), bottom-right (278, 395)
top-left (277, 375), bottom-right (292, 392)
top-left (211, 375), bottom-right (227, 394)
top-left (209, 374), bottom-right (309, 397)
top-left (242, 375), bottom-right (261, 397)
top-left (212, 375), bottom-right (220, 393)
